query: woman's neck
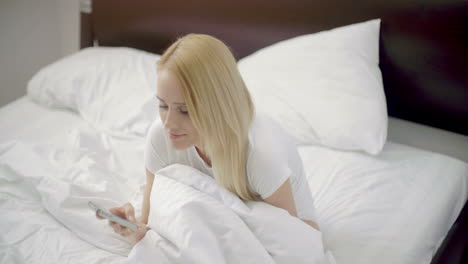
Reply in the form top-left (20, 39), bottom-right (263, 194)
top-left (195, 145), bottom-right (212, 168)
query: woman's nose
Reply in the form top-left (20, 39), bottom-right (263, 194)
top-left (163, 109), bottom-right (178, 129)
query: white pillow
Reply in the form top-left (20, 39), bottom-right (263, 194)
top-left (238, 19), bottom-right (387, 155)
top-left (27, 47), bottom-right (160, 137)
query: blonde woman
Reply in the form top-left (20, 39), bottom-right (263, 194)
top-left (102, 34), bottom-right (319, 245)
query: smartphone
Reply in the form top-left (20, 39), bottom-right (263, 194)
top-left (88, 201), bottom-right (138, 232)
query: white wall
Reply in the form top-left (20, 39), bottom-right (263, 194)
top-left (0, 0), bottom-right (80, 108)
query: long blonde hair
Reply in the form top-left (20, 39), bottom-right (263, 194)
top-left (157, 34), bottom-right (259, 201)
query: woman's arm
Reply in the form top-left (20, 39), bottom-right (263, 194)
top-left (263, 179), bottom-right (320, 231)
top-left (98, 171), bottom-right (154, 245)
top-left (140, 168), bottom-right (155, 224)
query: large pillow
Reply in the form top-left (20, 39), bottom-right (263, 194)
top-left (27, 47), bottom-right (160, 137)
top-left (238, 19), bottom-right (387, 155)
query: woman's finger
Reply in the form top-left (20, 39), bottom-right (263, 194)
top-left (110, 203), bottom-right (135, 222)
top-left (120, 227), bottom-right (132, 237)
top-left (108, 220), bottom-right (121, 232)
top-left (96, 213), bottom-right (105, 220)
top-left (110, 222), bottom-right (133, 237)
top-left (109, 207), bottom-right (126, 218)
top-left (123, 203), bottom-right (136, 222)
top-left (106, 203), bottom-right (138, 237)
top-left (111, 222), bottom-right (124, 233)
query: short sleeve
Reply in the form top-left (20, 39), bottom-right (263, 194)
top-left (144, 121), bottom-right (167, 174)
top-left (247, 146), bottom-right (292, 199)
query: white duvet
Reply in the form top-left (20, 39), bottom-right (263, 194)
top-left (128, 164), bottom-right (334, 264)
top-left (0, 126), bottom-right (335, 264)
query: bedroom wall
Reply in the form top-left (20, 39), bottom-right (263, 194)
top-left (0, 0), bottom-right (79, 108)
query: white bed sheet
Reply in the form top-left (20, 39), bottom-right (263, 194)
top-left (299, 143), bottom-right (467, 264)
top-left (0, 100), bottom-right (127, 263)
top-left (0, 96), bottom-right (467, 264)
top-left (0, 96), bottom-right (87, 146)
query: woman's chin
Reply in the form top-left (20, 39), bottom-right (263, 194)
top-left (170, 141), bottom-right (191, 150)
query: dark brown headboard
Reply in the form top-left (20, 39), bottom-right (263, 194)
top-left (81, 0), bottom-right (468, 135)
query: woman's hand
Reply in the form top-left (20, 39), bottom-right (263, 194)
top-left (97, 202), bottom-right (149, 246)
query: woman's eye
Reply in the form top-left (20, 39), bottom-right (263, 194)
top-left (159, 105), bottom-right (168, 110)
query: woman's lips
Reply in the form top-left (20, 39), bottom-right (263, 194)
top-left (169, 132), bottom-right (186, 140)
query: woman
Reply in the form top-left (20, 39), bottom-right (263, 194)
top-left (102, 34), bottom-right (319, 245)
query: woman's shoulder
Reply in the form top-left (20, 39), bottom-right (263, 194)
top-left (249, 112), bottom-right (295, 149)
top-left (246, 113), bottom-right (297, 198)
top-left (247, 113), bottom-right (293, 167)
top-left (145, 120), bottom-right (170, 157)
top-left (247, 112), bottom-right (302, 174)
top-left (144, 120), bottom-right (170, 173)
top-left (147, 120), bottom-right (166, 141)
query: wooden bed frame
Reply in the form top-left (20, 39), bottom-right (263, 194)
top-left (80, 0), bottom-right (467, 263)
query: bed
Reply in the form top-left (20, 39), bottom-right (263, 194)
top-left (1, 0), bottom-right (467, 263)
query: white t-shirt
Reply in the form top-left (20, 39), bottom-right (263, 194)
top-left (144, 113), bottom-right (317, 221)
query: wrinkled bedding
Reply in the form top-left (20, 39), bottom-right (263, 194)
top-left (0, 127), bottom-right (139, 263)
top-left (0, 125), bottom-right (335, 264)
top-left (0, 98), bottom-right (467, 264)
top-left (128, 164), bottom-right (335, 264)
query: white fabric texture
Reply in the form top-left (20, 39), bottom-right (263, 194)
top-left (300, 142), bottom-right (468, 264)
top-left (238, 19), bottom-right (387, 155)
top-left (0, 103), bottom-right (467, 264)
top-left (0, 97), bottom-right (89, 146)
top-left (27, 47), bottom-right (160, 137)
top-left (0, 138), bottom-right (334, 264)
top-left (127, 164), bottom-right (335, 264)
top-left (144, 113), bottom-right (318, 221)
top-left (0, 138), bottom-right (134, 263)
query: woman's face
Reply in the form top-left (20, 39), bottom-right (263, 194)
top-left (156, 69), bottom-right (200, 150)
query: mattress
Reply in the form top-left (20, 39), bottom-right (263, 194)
top-left (0, 96), bottom-right (467, 264)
